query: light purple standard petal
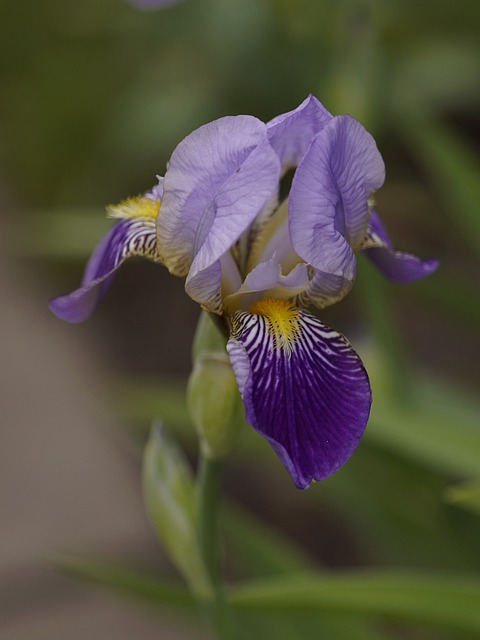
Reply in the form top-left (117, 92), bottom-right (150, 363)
top-left (49, 217), bottom-right (160, 323)
top-left (363, 211), bottom-right (440, 283)
top-left (227, 305), bottom-right (371, 489)
top-left (158, 116), bottom-right (281, 281)
top-left (267, 94), bottom-right (333, 170)
top-left (289, 115), bottom-right (385, 283)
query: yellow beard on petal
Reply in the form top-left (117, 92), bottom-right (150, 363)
top-left (249, 297), bottom-right (300, 353)
top-left (106, 195), bottom-right (160, 220)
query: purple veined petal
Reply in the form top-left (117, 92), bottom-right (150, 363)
top-left (289, 115), bottom-right (385, 280)
top-left (49, 217), bottom-right (161, 323)
top-left (227, 301), bottom-right (371, 489)
top-left (362, 211), bottom-right (440, 283)
top-left (158, 116), bottom-right (281, 280)
top-left (185, 249), bottom-right (243, 314)
top-left (185, 260), bottom-right (224, 314)
top-left (224, 256), bottom-right (309, 312)
top-left (267, 94), bottom-right (333, 171)
top-left (297, 268), bottom-right (354, 310)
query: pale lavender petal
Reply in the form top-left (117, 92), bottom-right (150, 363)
top-left (363, 211), bottom-right (440, 283)
top-left (185, 260), bottom-right (223, 314)
top-left (298, 269), bottom-right (354, 310)
top-left (49, 217), bottom-right (159, 323)
top-left (267, 94), bottom-right (333, 170)
top-left (227, 306), bottom-right (371, 489)
top-left (158, 116), bottom-right (281, 280)
top-left (224, 257), bottom-right (309, 312)
top-left (289, 115), bottom-right (385, 281)
top-left (146, 176), bottom-right (164, 202)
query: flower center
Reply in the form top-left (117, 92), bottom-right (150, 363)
top-left (106, 195), bottom-right (160, 220)
top-left (249, 297), bottom-right (300, 353)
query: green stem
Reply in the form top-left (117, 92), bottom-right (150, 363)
top-left (196, 456), bottom-right (237, 639)
top-left (197, 456), bottom-right (222, 589)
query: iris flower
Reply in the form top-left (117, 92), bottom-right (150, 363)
top-left (50, 96), bottom-right (438, 489)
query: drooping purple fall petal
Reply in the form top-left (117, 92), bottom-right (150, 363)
top-left (289, 115), bottom-right (385, 284)
top-left (227, 301), bottom-right (371, 489)
top-left (362, 211), bottom-right (440, 283)
top-left (49, 217), bottom-right (160, 323)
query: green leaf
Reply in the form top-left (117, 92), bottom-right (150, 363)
top-left (399, 112), bottom-right (480, 255)
top-left (54, 554), bottom-right (194, 607)
top-left (223, 504), bottom-right (314, 577)
top-left (445, 480), bottom-right (480, 516)
top-left (359, 339), bottom-right (480, 481)
top-left (229, 570), bottom-right (480, 634)
top-left (143, 424), bottom-right (213, 599)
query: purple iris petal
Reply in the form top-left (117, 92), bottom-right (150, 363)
top-left (289, 115), bottom-right (385, 283)
top-left (224, 257), bottom-right (309, 311)
top-left (363, 211), bottom-right (440, 283)
top-left (298, 269), bottom-right (354, 310)
top-left (227, 306), bottom-right (371, 489)
top-left (185, 260), bottom-right (224, 314)
top-left (267, 94), bottom-right (333, 170)
top-left (158, 116), bottom-right (281, 282)
top-left (49, 217), bottom-right (158, 323)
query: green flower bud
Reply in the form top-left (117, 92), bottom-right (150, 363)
top-left (188, 313), bottom-right (244, 461)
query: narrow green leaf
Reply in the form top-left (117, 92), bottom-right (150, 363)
top-left (445, 480), bottom-right (480, 516)
top-left (400, 112), bottom-right (480, 254)
top-left (229, 570), bottom-right (480, 634)
top-left (54, 554), bottom-right (194, 607)
top-left (360, 342), bottom-right (480, 481)
top-left (223, 504), bottom-right (314, 577)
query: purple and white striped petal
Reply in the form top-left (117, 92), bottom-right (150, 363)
top-left (227, 300), bottom-right (371, 489)
top-left (49, 217), bottom-right (160, 323)
top-left (289, 115), bottom-right (385, 282)
top-left (362, 211), bottom-right (440, 283)
top-left (157, 116), bottom-right (281, 280)
top-left (267, 95), bottom-right (333, 171)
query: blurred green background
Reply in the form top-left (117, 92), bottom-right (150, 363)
top-left (1, 0), bottom-right (479, 638)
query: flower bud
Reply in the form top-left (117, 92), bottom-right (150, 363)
top-left (143, 424), bottom-right (213, 598)
top-left (188, 313), bottom-right (244, 460)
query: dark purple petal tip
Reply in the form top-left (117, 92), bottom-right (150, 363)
top-left (364, 211), bottom-right (440, 283)
top-left (227, 302), bottom-right (371, 489)
top-left (365, 248), bottom-right (440, 283)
